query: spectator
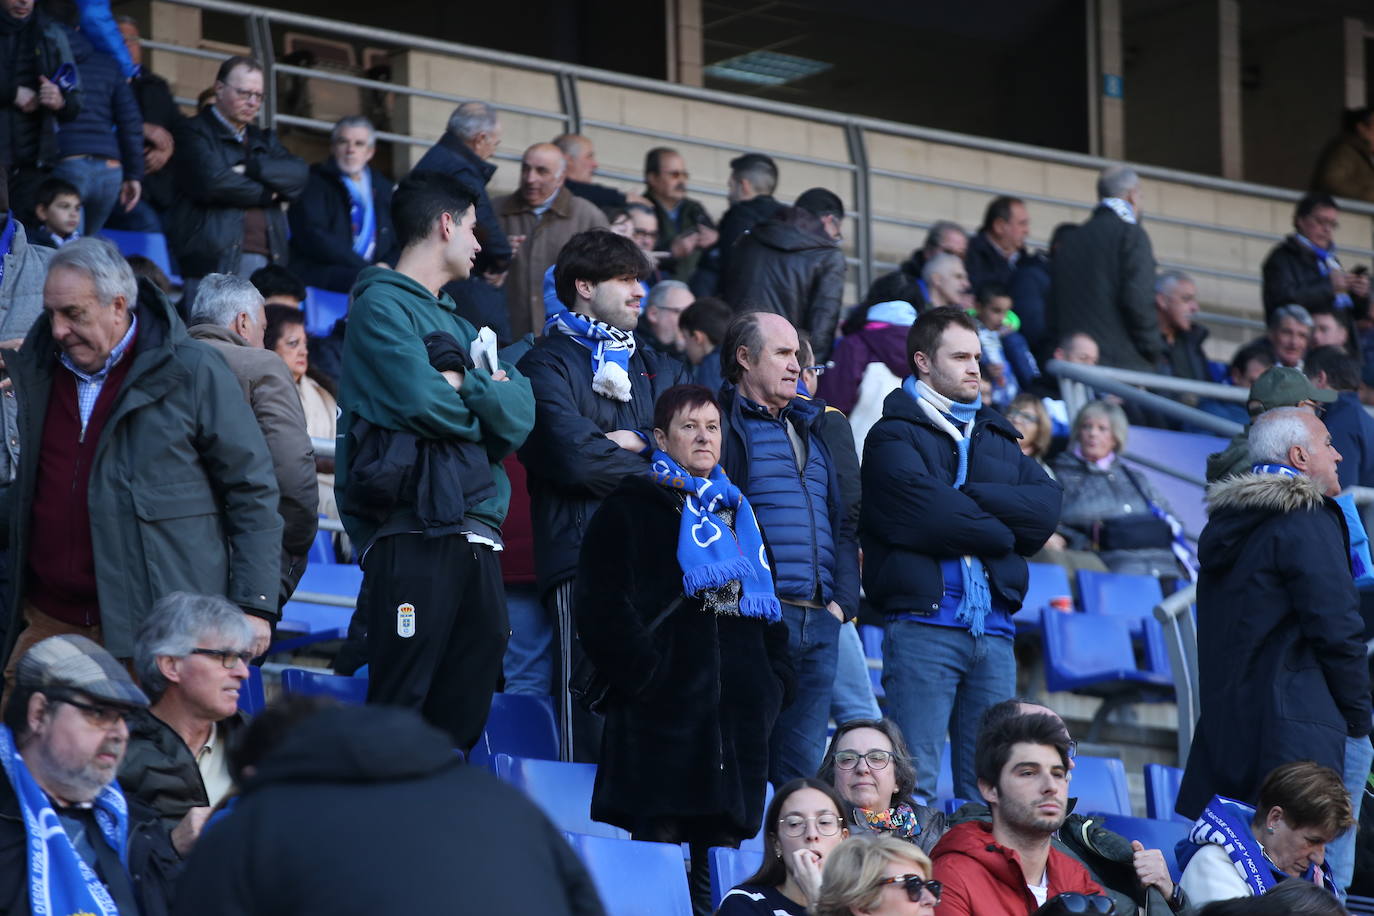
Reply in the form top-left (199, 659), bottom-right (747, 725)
top-left (861, 307), bottom-right (1059, 800)
top-left (715, 777), bottom-right (851, 916)
top-left (606, 205), bottom-right (634, 239)
top-left (864, 220), bottom-right (967, 308)
top-left (497, 142), bottom-right (609, 341)
top-left (813, 834), bottom-right (939, 916)
top-left (335, 171), bottom-right (534, 750)
top-left (0, 0), bottom-right (81, 225)
top-left (288, 115), bottom-right (398, 293)
top-left (1052, 165), bottom-right (1162, 372)
top-left (972, 283), bottom-right (1033, 409)
top-left (1253, 304), bottom-right (1312, 370)
top-left (1196, 879), bottom-right (1347, 916)
top-left (1308, 304), bottom-right (1360, 360)
top-left (552, 133), bottom-right (628, 210)
top-left (187, 274), bottom-right (318, 603)
top-left (1304, 345), bottom-right (1374, 491)
top-left (1010, 222), bottom-right (1076, 355)
top-left (171, 703), bottom-right (606, 916)
top-left (720, 188), bottom-right (846, 362)
top-left (1261, 192), bottom-right (1370, 321)
top-left (119, 592), bottom-right (252, 833)
top-left (643, 146), bottom-right (717, 283)
top-left (819, 300), bottom-right (918, 451)
top-left (29, 175), bottom-right (80, 248)
top-left (816, 718), bottom-right (947, 854)
top-left (0, 172), bottom-right (56, 417)
top-left (167, 56), bottom-right (308, 297)
top-left (638, 277), bottom-right (691, 357)
top-left (1199, 342), bottom-right (1274, 427)
top-left (1030, 331), bottom-right (1101, 437)
top-left (931, 713), bottom-right (1103, 914)
top-left (1178, 407), bottom-right (1371, 891)
top-left (714, 152), bottom-right (785, 279)
top-left (1155, 270), bottom-right (1210, 381)
top-left (574, 384), bottom-right (792, 913)
top-left (679, 294), bottom-right (732, 391)
top-left (516, 228), bottom-right (687, 758)
top-left (1005, 393), bottom-right (1055, 479)
top-left (921, 251), bottom-right (971, 309)
top-left (1180, 761), bottom-right (1350, 906)
top-left (966, 196), bottom-right (1030, 294)
top-left (0, 634), bottom-right (179, 915)
top-left (1, 239), bottom-right (281, 681)
top-left (718, 311), bottom-right (860, 783)
top-left (106, 15), bottom-right (179, 232)
top-left (1206, 366), bottom-right (1334, 482)
top-left (1311, 107), bottom-right (1374, 204)
top-left (50, 30), bottom-right (141, 236)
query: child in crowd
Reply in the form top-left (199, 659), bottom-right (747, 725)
top-left (30, 178), bottom-right (83, 249)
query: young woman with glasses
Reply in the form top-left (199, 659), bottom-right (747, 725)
top-left (813, 833), bottom-right (941, 916)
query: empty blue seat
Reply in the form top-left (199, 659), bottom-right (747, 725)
top-left (237, 665), bottom-right (265, 715)
top-left (1077, 569), bottom-right (1165, 633)
top-left (567, 833), bottom-right (692, 916)
top-left (1042, 611), bottom-right (1173, 696)
top-left (1145, 763), bottom-right (1189, 823)
top-left (1070, 755), bottom-right (1132, 816)
top-left (307, 527), bottom-right (336, 565)
top-left (1015, 562), bottom-right (1073, 632)
top-left (493, 753), bottom-right (629, 839)
top-left (469, 694), bottom-right (560, 769)
top-left (304, 287), bottom-right (349, 337)
top-left (280, 667), bottom-right (368, 705)
top-left (100, 229), bottom-right (180, 284)
top-left (1095, 814), bottom-right (1189, 880)
top-left (296, 563), bottom-right (363, 597)
top-left (710, 846), bottom-right (766, 908)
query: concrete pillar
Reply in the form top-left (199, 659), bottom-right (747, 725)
top-left (1344, 17), bottom-right (1368, 108)
top-left (1097, 0), bottom-right (1125, 160)
top-left (665, 0), bottom-right (703, 88)
top-left (1218, 0), bottom-right (1243, 180)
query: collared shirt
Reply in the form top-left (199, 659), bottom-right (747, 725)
top-left (60, 314), bottom-right (138, 434)
top-left (195, 720), bottom-right (234, 808)
top-left (210, 104), bottom-right (247, 142)
top-left (530, 187), bottom-right (560, 219)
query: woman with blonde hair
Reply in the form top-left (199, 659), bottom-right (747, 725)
top-left (813, 834), bottom-right (940, 916)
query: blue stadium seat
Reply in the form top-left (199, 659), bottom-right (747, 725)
top-left (1070, 755), bottom-right (1132, 816)
top-left (304, 287), bottom-right (349, 337)
top-left (1145, 763), bottom-right (1190, 823)
top-left (468, 694), bottom-right (559, 769)
top-left (710, 846), bottom-right (765, 908)
top-left (859, 625), bottom-right (883, 660)
top-left (738, 782), bottom-right (773, 853)
top-left (1042, 611), bottom-right (1173, 741)
top-left (296, 563), bottom-right (363, 596)
top-left (237, 665), bottom-right (265, 715)
top-left (307, 526), bottom-right (336, 565)
top-left (1014, 562), bottom-right (1073, 631)
top-left (567, 833), bottom-right (692, 916)
top-left (493, 753), bottom-right (629, 839)
top-left (280, 667), bottom-right (368, 705)
top-left (1077, 569), bottom-right (1165, 635)
top-left (99, 229), bottom-right (181, 285)
top-left (1095, 814), bottom-right (1189, 880)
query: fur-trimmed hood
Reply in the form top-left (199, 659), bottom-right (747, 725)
top-left (1200, 471), bottom-right (1346, 576)
top-left (1205, 471), bottom-right (1326, 515)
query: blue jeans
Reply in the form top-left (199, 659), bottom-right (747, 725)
top-left (1329, 734), bottom-right (1373, 893)
top-left (830, 621), bottom-right (880, 725)
top-left (502, 583), bottom-right (554, 696)
top-left (883, 620), bottom-right (1015, 801)
top-left (769, 603), bottom-right (841, 786)
top-left (51, 156), bottom-right (123, 236)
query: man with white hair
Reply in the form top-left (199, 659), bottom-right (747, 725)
top-left (922, 251), bottom-right (972, 308)
top-left (552, 132), bottom-right (629, 210)
top-left (1154, 269), bottom-right (1210, 382)
top-left (0, 239), bottom-right (281, 682)
top-left (188, 274), bottom-right (317, 603)
top-left (1179, 406), bottom-right (1371, 895)
top-left (1051, 165), bottom-right (1163, 372)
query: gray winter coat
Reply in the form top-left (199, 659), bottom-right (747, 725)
top-left (1051, 451), bottom-right (1180, 577)
top-left (0, 220), bottom-right (51, 484)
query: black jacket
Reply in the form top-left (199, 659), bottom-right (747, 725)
top-left (859, 389), bottom-right (1062, 616)
top-left (171, 705), bottom-right (605, 916)
top-left (1051, 205), bottom-right (1162, 371)
top-left (516, 333), bottom-right (689, 595)
top-left (714, 194), bottom-right (786, 279)
top-left (412, 132), bottom-right (511, 272)
top-left (166, 108), bottom-right (308, 277)
top-left (55, 32), bottom-right (142, 180)
top-left (0, 10), bottom-right (81, 168)
top-left (574, 475), bottom-right (793, 841)
top-left (288, 159), bottom-right (397, 292)
top-left (1158, 323), bottom-right (1211, 383)
top-left (1177, 472), bottom-right (1371, 819)
top-left (965, 232), bottom-right (1019, 294)
top-left (118, 710), bottom-right (250, 830)
top-left (1261, 234), bottom-right (1371, 321)
top-left (129, 69), bottom-right (180, 211)
top-left (719, 208), bottom-right (846, 361)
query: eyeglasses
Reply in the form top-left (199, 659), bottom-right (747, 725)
top-left (54, 695), bottom-right (131, 728)
top-left (632, 228), bottom-right (659, 240)
top-left (833, 749), bottom-right (893, 770)
top-left (801, 365), bottom-right (827, 377)
top-left (190, 648), bottom-right (254, 669)
top-left (778, 813), bottom-right (843, 837)
top-left (222, 84), bottom-right (265, 103)
top-left (1046, 893), bottom-right (1116, 914)
top-left (875, 874), bottom-right (943, 903)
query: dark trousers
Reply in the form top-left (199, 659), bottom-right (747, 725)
top-left (360, 532), bottom-right (509, 752)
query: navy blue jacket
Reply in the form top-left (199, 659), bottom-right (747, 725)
top-left (1324, 389), bottom-right (1374, 489)
top-left (965, 231), bottom-right (1019, 295)
top-left (55, 32), bottom-right (142, 180)
top-left (719, 384), bottom-right (860, 617)
top-left (411, 132), bottom-right (511, 273)
top-left (860, 389), bottom-right (1061, 616)
top-left (288, 160), bottom-right (397, 293)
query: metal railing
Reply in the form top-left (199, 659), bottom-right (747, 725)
top-left (1153, 584), bottom-right (1199, 766)
top-left (1047, 360), bottom-right (1245, 438)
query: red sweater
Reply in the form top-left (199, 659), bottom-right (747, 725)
top-left (932, 820), bottom-right (1104, 916)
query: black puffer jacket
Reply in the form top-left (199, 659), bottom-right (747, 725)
top-left (720, 208), bottom-right (846, 361)
top-left (1260, 234), bottom-right (1370, 321)
top-left (0, 10), bottom-right (81, 168)
top-left (288, 159), bottom-right (397, 292)
top-left (118, 709), bottom-right (250, 829)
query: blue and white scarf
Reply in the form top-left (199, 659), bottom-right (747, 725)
top-left (1294, 234), bottom-right (1353, 310)
top-left (1176, 795), bottom-right (1336, 898)
top-left (1102, 197), bottom-right (1137, 225)
top-left (0, 724), bottom-right (130, 916)
top-left (649, 450), bottom-right (781, 621)
top-left (545, 310), bottom-right (637, 402)
top-left (902, 376), bottom-right (994, 635)
top-left (1251, 464), bottom-right (1374, 584)
top-left (342, 171), bottom-right (376, 261)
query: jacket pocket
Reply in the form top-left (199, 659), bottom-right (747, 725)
top-left (133, 481), bottom-right (229, 598)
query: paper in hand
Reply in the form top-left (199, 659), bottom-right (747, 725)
top-left (470, 326), bottom-right (500, 374)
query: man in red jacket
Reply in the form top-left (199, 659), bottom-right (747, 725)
top-left (932, 713), bottom-right (1103, 914)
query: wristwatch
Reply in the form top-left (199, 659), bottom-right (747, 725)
top-left (1167, 882), bottom-right (1187, 912)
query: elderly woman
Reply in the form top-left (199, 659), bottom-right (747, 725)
top-left (813, 834), bottom-right (940, 916)
top-left (817, 719), bottom-right (946, 854)
top-left (1051, 400), bottom-right (1184, 578)
top-left (717, 778), bottom-right (852, 915)
top-left (1179, 761), bottom-right (1352, 907)
top-left (264, 304), bottom-right (339, 531)
top-left (576, 384), bottom-right (794, 913)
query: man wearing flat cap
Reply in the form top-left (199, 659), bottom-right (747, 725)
top-left (1205, 365), bottom-right (1339, 483)
top-left (0, 634), bottom-right (181, 915)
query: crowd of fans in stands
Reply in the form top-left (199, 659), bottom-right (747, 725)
top-left (4, 6), bottom-right (1374, 912)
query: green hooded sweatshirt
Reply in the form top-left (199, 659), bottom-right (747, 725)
top-left (335, 266), bottom-right (535, 547)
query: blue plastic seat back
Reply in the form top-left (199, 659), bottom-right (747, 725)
top-left (1077, 569), bottom-right (1165, 621)
top-left (709, 846), bottom-right (765, 908)
top-left (493, 753), bottom-right (629, 839)
top-left (1095, 814), bottom-right (1189, 880)
top-left (237, 665), bottom-right (265, 715)
top-left (567, 833), bottom-right (692, 916)
top-left (738, 782), bottom-right (773, 852)
top-left (279, 667), bottom-right (368, 705)
top-left (1144, 763), bottom-right (1190, 823)
top-left (468, 694), bottom-right (560, 769)
top-left (1042, 611), bottom-right (1139, 692)
top-left (307, 527), bottom-right (336, 565)
top-left (1016, 562), bottom-right (1073, 628)
top-left (100, 229), bottom-right (179, 282)
top-left (1071, 755), bottom-right (1132, 816)
top-left (304, 287), bottom-right (350, 337)
top-left (296, 563), bottom-right (363, 597)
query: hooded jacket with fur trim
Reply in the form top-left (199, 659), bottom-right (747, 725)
top-left (1176, 471), bottom-right (1371, 819)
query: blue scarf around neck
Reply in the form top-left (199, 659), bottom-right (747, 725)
top-left (545, 310), bottom-right (637, 402)
top-left (1177, 795), bottom-right (1336, 898)
top-left (342, 171), bottom-right (376, 260)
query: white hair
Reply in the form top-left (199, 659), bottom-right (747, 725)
top-left (1249, 407), bottom-right (1316, 466)
top-left (447, 101), bottom-right (498, 143)
top-left (1097, 164), bottom-right (1140, 200)
top-left (922, 252), bottom-right (962, 284)
top-left (189, 273), bottom-right (263, 329)
top-left (646, 280), bottom-right (690, 311)
top-left (330, 114), bottom-right (376, 147)
top-left (1155, 269), bottom-right (1192, 296)
top-left (135, 592), bottom-right (255, 703)
top-left (48, 238), bottom-right (138, 309)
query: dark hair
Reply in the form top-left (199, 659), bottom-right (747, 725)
top-left (980, 698), bottom-right (1074, 748)
top-left (553, 229), bottom-right (653, 309)
top-left (1304, 344), bottom-right (1360, 391)
top-left (974, 712), bottom-right (1070, 791)
top-left (1305, 305), bottom-right (1360, 360)
top-left (263, 303), bottom-right (307, 352)
top-left (980, 195), bottom-right (1024, 234)
top-left (1342, 106), bottom-right (1373, 135)
top-left (644, 147), bottom-right (678, 176)
top-left (391, 170), bottom-right (480, 251)
top-left (719, 311), bottom-right (768, 385)
top-left (817, 719), bottom-right (920, 818)
top-left (249, 264), bottom-right (307, 304)
top-left (216, 54), bottom-right (264, 83)
top-left (795, 188), bottom-right (843, 220)
top-left (976, 283), bottom-right (1011, 307)
top-left (741, 778), bottom-right (849, 888)
top-left (652, 384), bottom-right (719, 433)
top-left (1295, 191), bottom-right (1338, 221)
top-left (730, 153), bottom-right (778, 196)
top-left (36, 176), bottom-right (80, 209)
top-left (679, 296), bottom-right (734, 346)
top-left (1229, 340), bottom-right (1275, 378)
top-left (603, 205), bottom-right (630, 224)
top-left (1197, 878), bottom-right (1347, 916)
top-left (1253, 761), bottom-right (1353, 837)
top-left (3, 683), bottom-right (40, 740)
top-left (126, 256), bottom-right (171, 294)
top-left (227, 696), bottom-right (337, 784)
top-left (906, 306), bottom-right (980, 376)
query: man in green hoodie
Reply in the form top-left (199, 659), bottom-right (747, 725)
top-left (335, 170), bottom-right (535, 751)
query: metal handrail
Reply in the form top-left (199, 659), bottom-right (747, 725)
top-left (1069, 364), bottom-right (1250, 402)
top-left (1046, 360), bottom-right (1246, 436)
top-left (1153, 583), bottom-right (1199, 766)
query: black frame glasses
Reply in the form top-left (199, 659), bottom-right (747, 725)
top-left (833, 749), bottom-right (893, 770)
top-left (875, 874), bottom-right (942, 903)
top-left (54, 695), bottom-right (131, 728)
top-left (777, 813), bottom-right (843, 837)
top-left (190, 648), bottom-right (254, 669)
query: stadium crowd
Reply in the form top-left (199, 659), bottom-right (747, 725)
top-left (2, 8), bottom-right (1374, 914)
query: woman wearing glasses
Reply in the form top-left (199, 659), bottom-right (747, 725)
top-left (814, 834), bottom-right (941, 916)
top-left (716, 778), bottom-right (851, 915)
top-left (817, 719), bottom-right (948, 854)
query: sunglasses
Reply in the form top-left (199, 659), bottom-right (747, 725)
top-left (875, 874), bottom-right (942, 903)
top-left (1048, 893), bottom-right (1116, 914)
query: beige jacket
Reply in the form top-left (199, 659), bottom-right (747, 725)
top-left (496, 186), bottom-right (608, 340)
